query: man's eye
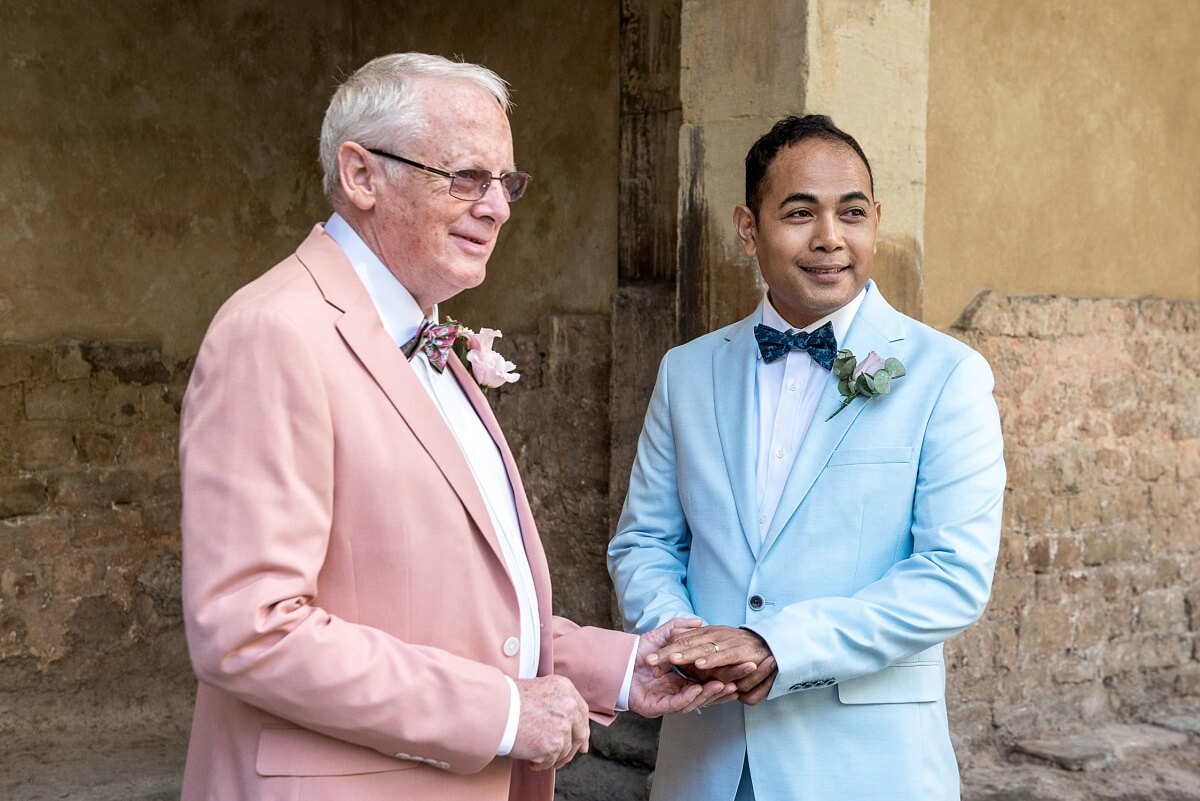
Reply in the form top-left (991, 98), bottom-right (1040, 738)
top-left (843, 208), bottom-right (866, 218)
top-left (785, 208), bottom-right (812, 219)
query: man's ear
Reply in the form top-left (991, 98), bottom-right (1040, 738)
top-left (733, 205), bottom-right (758, 257)
top-left (872, 201), bottom-right (882, 254)
top-left (337, 142), bottom-right (379, 211)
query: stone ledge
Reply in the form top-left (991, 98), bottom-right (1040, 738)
top-left (1013, 723), bottom-right (1189, 771)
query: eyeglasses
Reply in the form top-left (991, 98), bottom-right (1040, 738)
top-left (366, 148), bottom-right (532, 202)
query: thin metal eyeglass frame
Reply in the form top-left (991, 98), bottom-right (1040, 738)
top-left (365, 148), bottom-right (531, 202)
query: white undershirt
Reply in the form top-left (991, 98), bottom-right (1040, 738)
top-left (325, 215), bottom-right (633, 758)
top-left (755, 288), bottom-right (866, 542)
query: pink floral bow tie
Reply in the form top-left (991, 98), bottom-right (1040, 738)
top-left (401, 318), bottom-right (463, 374)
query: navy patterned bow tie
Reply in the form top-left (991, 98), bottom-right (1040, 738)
top-left (753, 321), bottom-right (838, 370)
top-left (401, 318), bottom-right (462, 374)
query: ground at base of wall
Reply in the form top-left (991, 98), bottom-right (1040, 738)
top-left (3, 726), bottom-right (1199, 801)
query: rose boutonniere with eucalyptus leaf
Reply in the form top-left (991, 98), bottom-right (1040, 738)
top-left (825, 349), bottom-right (905, 420)
top-left (450, 322), bottom-right (521, 389)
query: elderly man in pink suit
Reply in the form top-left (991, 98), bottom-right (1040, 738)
top-left (178, 52), bottom-right (731, 801)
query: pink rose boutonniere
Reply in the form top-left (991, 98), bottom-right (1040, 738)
top-left (460, 326), bottom-right (521, 389)
top-left (825, 348), bottom-right (905, 420)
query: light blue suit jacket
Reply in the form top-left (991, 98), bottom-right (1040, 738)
top-left (608, 282), bottom-right (1005, 801)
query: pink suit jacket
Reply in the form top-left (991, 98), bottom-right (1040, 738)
top-left (179, 225), bottom-right (635, 801)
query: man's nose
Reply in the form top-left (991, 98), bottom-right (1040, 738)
top-left (473, 180), bottom-right (511, 224)
top-left (810, 213), bottom-right (844, 251)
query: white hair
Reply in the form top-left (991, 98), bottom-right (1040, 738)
top-left (318, 52), bottom-right (511, 201)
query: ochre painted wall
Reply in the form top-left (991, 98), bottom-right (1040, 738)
top-left (925, 0), bottom-right (1200, 329)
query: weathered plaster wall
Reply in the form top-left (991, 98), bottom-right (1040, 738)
top-left (0, 1), bottom-right (618, 355)
top-left (358, 1), bottom-right (621, 336)
top-left (0, 2), bottom-right (345, 359)
top-left (926, 0), bottom-right (1200, 329)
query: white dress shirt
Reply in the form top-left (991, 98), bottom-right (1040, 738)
top-left (324, 215), bottom-right (634, 757)
top-left (755, 288), bottom-right (866, 542)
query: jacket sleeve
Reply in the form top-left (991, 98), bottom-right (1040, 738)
top-left (607, 352), bottom-right (699, 633)
top-left (550, 616), bottom-right (638, 725)
top-left (181, 305), bottom-right (510, 774)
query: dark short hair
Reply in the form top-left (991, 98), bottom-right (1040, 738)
top-left (744, 114), bottom-right (874, 214)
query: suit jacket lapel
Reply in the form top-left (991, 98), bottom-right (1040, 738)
top-left (448, 356), bottom-right (556, 673)
top-left (713, 313), bottom-right (763, 558)
top-left (761, 285), bottom-right (910, 556)
top-left (295, 225), bottom-right (507, 568)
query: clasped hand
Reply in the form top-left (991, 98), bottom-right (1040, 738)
top-left (644, 624), bottom-right (778, 706)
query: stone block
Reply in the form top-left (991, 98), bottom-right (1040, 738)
top-left (1052, 650), bottom-right (1098, 684)
top-left (0, 344), bottom-right (50, 387)
top-left (141, 499), bottom-right (182, 537)
top-left (79, 341), bottom-right (171, 386)
top-left (0, 478), bottom-right (48, 519)
top-left (0, 384), bottom-right (23, 423)
top-left (136, 551), bottom-right (182, 618)
top-left (52, 340), bottom-right (92, 381)
top-left (73, 431), bottom-right (119, 467)
top-left (1013, 723), bottom-right (1187, 771)
top-left (1135, 590), bottom-right (1186, 632)
top-left (119, 428), bottom-right (176, 466)
top-left (0, 513), bottom-right (71, 561)
top-left (141, 385), bottom-right (182, 423)
top-left (1025, 535), bottom-right (1052, 573)
top-left (24, 381), bottom-right (91, 421)
top-left (1179, 439), bottom-right (1200, 480)
top-left (98, 384), bottom-right (142, 426)
top-left (71, 507), bottom-right (144, 547)
top-left (51, 469), bottom-right (152, 508)
top-left (13, 422), bottom-right (78, 471)
top-left (1134, 441), bottom-right (1175, 482)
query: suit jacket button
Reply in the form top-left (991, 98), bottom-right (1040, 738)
top-left (502, 637), bottom-right (520, 657)
top-left (749, 595), bottom-right (764, 611)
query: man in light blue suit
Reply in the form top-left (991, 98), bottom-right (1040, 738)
top-left (608, 115), bottom-right (1005, 801)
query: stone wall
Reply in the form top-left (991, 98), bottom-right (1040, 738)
top-left (0, 316), bottom-right (618, 736)
top-left (946, 293), bottom-right (1200, 749)
top-left (0, 340), bottom-right (192, 735)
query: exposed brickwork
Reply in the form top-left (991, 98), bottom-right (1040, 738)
top-left (0, 339), bottom-right (192, 734)
top-left (948, 293), bottom-right (1200, 747)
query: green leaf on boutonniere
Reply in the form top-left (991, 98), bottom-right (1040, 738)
top-left (832, 350), bottom-right (857, 380)
top-left (884, 358), bottom-right (905, 378)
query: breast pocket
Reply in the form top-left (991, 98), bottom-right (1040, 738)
top-left (826, 447), bottom-right (913, 467)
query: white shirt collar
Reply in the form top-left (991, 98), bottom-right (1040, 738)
top-left (761, 284), bottom-right (867, 347)
top-left (324, 212), bottom-right (436, 348)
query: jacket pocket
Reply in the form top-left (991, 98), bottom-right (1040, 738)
top-left (826, 447), bottom-right (913, 467)
top-left (256, 725), bottom-right (420, 777)
top-left (836, 661), bottom-right (944, 705)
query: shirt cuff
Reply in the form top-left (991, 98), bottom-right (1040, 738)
top-left (615, 638), bottom-right (639, 712)
top-left (496, 675), bottom-right (520, 756)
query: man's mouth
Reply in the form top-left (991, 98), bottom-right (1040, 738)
top-left (800, 264), bottom-right (850, 275)
top-left (452, 232), bottom-right (490, 248)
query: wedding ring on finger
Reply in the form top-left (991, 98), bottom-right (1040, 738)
top-left (708, 642), bottom-right (720, 654)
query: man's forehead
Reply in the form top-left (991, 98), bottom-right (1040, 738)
top-left (766, 140), bottom-right (872, 198)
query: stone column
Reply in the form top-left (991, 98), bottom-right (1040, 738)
top-left (678, 0), bottom-right (930, 340)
